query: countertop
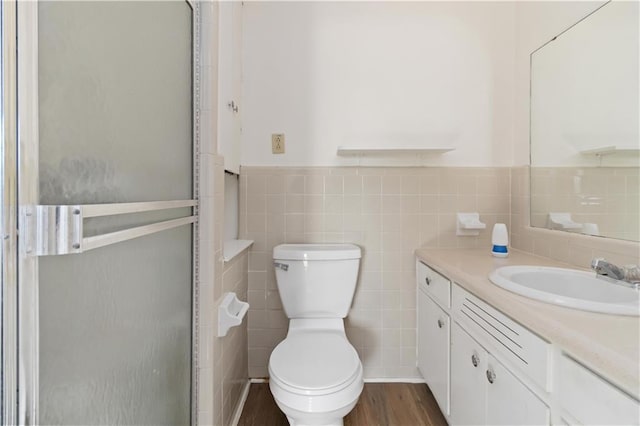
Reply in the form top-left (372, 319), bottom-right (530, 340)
top-left (415, 248), bottom-right (640, 400)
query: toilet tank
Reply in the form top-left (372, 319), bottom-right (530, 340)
top-left (273, 244), bottom-right (361, 318)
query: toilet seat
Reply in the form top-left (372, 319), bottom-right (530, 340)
top-left (269, 330), bottom-right (362, 396)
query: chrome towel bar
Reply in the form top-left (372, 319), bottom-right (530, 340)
top-left (21, 200), bottom-right (197, 256)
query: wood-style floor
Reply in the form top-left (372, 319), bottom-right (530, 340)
top-left (237, 383), bottom-right (448, 426)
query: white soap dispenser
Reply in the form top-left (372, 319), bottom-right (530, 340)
top-left (491, 223), bottom-right (509, 258)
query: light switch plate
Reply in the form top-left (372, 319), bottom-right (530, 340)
top-left (272, 134), bottom-right (285, 154)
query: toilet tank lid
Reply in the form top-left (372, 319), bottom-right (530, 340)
top-left (273, 244), bottom-right (361, 260)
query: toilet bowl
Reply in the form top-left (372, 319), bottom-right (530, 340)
top-left (269, 244), bottom-right (363, 426)
top-left (269, 319), bottom-right (363, 426)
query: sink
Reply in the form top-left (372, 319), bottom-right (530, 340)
top-left (489, 266), bottom-right (640, 316)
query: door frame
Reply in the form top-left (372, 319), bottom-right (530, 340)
top-left (6, 1), bottom-right (202, 424)
top-left (1, 1), bottom-right (19, 424)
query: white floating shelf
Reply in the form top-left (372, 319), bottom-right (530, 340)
top-left (337, 146), bottom-right (455, 156)
top-left (580, 145), bottom-right (640, 156)
top-left (223, 239), bottom-right (254, 262)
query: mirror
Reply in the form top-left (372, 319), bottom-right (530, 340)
top-left (530, 1), bottom-right (639, 242)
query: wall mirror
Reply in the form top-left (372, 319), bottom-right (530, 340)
top-left (530, 1), bottom-right (639, 242)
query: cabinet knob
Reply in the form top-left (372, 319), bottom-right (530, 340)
top-left (486, 367), bottom-right (496, 384)
top-left (425, 276), bottom-right (431, 285)
top-left (471, 353), bottom-right (479, 367)
top-left (437, 318), bottom-right (445, 328)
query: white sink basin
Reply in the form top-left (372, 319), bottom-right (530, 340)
top-left (489, 266), bottom-right (640, 316)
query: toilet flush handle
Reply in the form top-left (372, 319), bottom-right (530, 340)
top-left (274, 262), bottom-right (289, 271)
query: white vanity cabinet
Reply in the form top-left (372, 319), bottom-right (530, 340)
top-left (450, 323), bottom-right (548, 425)
top-left (417, 258), bottom-right (549, 425)
top-left (416, 261), bottom-right (451, 416)
top-left (416, 252), bottom-right (640, 426)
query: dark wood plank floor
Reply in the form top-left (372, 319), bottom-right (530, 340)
top-left (237, 383), bottom-right (448, 426)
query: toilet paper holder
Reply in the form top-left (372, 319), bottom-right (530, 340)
top-left (218, 292), bottom-right (250, 337)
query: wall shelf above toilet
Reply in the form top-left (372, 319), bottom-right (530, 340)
top-left (337, 146), bottom-right (455, 156)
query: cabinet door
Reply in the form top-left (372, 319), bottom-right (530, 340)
top-left (417, 290), bottom-right (450, 415)
top-left (450, 322), bottom-right (487, 425)
top-left (485, 354), bottom-right (549, 425)
top-left (558, 354), bottom-right (640, 425)
top-left (217, 1), bottom-right (242, 173)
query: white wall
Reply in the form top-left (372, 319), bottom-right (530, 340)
top-left (513, 1), bottom-right (607, 166)
top-left (241, 2), bottom-right (516, 167)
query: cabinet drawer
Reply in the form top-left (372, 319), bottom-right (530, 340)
top-left (452, 284), bottom-right (551, 392)
top-left (416, 260), bottom-right (451, 309)
top-left (558, 355), bottom-right (640, 425)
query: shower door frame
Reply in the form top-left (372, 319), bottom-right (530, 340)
top-left (6, 1), bottom-right (202, 424)
top-left (1, 1), bottom-right (19, 424)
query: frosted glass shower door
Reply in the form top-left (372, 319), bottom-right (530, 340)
top-left (21, 1), bottom-right (196, 424)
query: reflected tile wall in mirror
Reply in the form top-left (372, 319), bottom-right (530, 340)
top-left (530, 167), bottom-right (639, 242)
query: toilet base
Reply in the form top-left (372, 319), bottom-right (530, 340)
top-left (286, 415), bottom-right (343, 426)
top-left (275, 396), bottom-right (358, 426)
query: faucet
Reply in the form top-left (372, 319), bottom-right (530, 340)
top-left (591, 258), bottom-right (640, 289)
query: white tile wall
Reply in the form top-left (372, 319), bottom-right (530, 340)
top-left (511, 166), bottom-right (640, 268)
top-left (219, 250), bottom-right (249, 425)
top-left (199, 153), bottom-right (250, 426)
top-left (530, 167), bottom-right (640, 241)
top-left (240, 166), bottom-right (511, 379)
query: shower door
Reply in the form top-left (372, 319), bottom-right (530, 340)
top-left (15, 1), bottom-right (198, 424)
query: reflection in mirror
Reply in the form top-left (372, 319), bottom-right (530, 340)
top-left (530, 1), bottom-right (639, 242)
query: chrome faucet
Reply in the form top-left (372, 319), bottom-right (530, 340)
top-left (591, 258), bottom-right (640, 289)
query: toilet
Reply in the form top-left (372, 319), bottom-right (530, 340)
top-left (269, 243), bottom-right (364, 426)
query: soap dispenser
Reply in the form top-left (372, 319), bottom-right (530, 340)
top-left (491, 223), bottom-right (509, 258)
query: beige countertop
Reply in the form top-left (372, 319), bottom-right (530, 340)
top-left (415, 248), bottom-right (640, 400)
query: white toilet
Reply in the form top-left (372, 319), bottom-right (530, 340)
top-left (269, 243), bottom-right (363, 426)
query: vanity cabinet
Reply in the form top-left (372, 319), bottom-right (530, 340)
top-left (416, 253), bottom-right (640, 426)
top-left (417, 258), bottom-right (549, 425)
top-left (450, 323), bottom-right (548, 425)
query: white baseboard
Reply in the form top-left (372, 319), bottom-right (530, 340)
top-left (249, 376), bottom-right (424, 384)
top-left (230, 380), bottom-right (251, 426)
top-left (364, 377), bottom-right (426, 384)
